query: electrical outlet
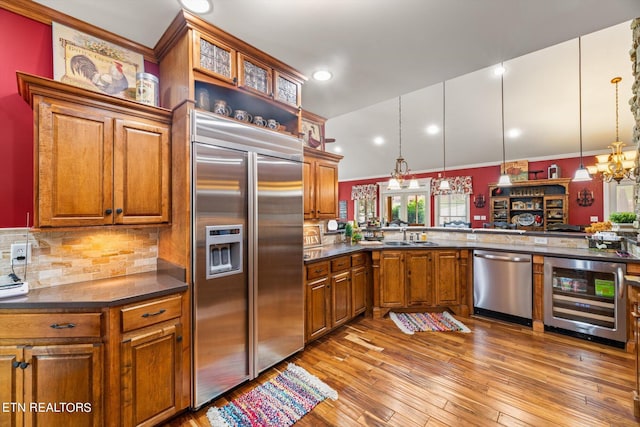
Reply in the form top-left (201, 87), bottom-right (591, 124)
top-left (480, 215), bottom-right (487, 220)
top-left (590, 216), bottom-right (599, 222)
top-left (534, 237), bottom-right (548, 245)
top-left (10, 242), bottom-right (31, 265)
top-left (473, 215), bottom-right (481, 220)
top-left (466, 233), bottom-right (477, 240)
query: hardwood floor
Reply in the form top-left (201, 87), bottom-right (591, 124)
top-left (163, 314), bottom-right (638, 426)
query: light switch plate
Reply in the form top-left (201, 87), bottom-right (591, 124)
top-left (466, 234), bottom-right (477, 240)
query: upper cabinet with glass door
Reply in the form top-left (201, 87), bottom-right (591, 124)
top-left (156, 11), bottom-right (306, 134)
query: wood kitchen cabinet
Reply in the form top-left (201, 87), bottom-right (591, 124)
top-left (305, 254), bottom-right (368, 343)
top-left (374, 249), bottom-right (469, 318)
top-left (17, 72), bottom-right (171, 229)
top-left (304, 147), bottom-right (343, 220)
top-left (0, 285), bottom-right (189, 427)
top-left (120, 295), bottom-right (184, 427)
top-left (0, 312), bottom-right (104, 427)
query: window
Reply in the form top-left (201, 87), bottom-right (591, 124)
top-left (435, 193), bottom-right (470, 226)
top-left (378, 179), bottom-right (431, 226)
top-left (603, 178), bottom-right (635, 220)
top-left (354, 198), bottom-right (376, 224)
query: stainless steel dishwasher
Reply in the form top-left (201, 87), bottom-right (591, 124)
top-left (473, 250), bottom-right (532, 325)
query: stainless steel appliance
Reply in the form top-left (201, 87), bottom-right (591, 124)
top-left (191, 111), bottom-right (304, 408)
top-left (544, 257), bottom-right (626, 347)
top-left (473, 250), bottom-right (532, 325)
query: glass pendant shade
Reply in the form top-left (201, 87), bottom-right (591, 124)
top-left (572, 167), bottom-right (592, 181)
top-left (438, 179), bottom-right (451, 191)
top-left (497, 173), bottom-right (512, 187)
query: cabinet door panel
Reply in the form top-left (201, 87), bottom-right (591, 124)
top-left (406, 251), bottom-right (433, 306)
top-left (351, 265), bottom-right (367, 316)
top-left (274, 70), bottom-right (301, 107)
top-left (237, 53), bottom-right (272, 98)
top-left (435, 251), bottom-right (460, 306)
top-left (315, 161), bottom-right (338, 219)
top-left (38, 101), bottom-right (113, 227)
top-left (23, 343), bottom-right (103, 427)
top-left (0, 347), bottom-right (23, 427)
top-left (114, 119), bottom-right (170, 224)
top-left (306, 277), bottom-right (330, 341)
top-left (380, 252), bottom-right (404, 307)
top-left (121, 324), bottom-right (182, 427)
top-left (303, 159), bottom-right (314, 219)
top-left (331, 271), bottom-right (351, 327)
top-left (193, 31), bottom-right (237, 84)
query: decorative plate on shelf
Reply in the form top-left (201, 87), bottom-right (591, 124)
top-left (518, 213), bottom-right (535, 226)
top-left (511, 215), bottom-right (519, 224)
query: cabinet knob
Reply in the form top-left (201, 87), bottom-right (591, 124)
top-left (19, 361), bottom-right (29, 369)
top-left (12, 361), bottom-right (20, 369)
top-left (105, 209), bottom-right (113, 215)
top-left (233, 77), bottom-right (238, 85)
top-left (116, 208), bottom-right (123, 214)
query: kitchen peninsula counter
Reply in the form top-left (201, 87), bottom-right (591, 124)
top-left (0, 271), bottom-right (188, 308)
top-left (304, 238), bottom-right (640, 264)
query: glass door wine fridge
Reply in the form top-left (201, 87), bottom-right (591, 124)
top-left (544, 257), bottom-right (626, 346)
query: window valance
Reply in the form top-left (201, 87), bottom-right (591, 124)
top-left (431, 176), bottom-right (473, 195)
top-left (351, 184), bottom-right (378, 200)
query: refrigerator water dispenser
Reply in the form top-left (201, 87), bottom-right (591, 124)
top-left (205, 225), bottom-right (243, 279)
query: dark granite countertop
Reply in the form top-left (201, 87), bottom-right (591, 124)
top-left (304, 240), bottom-right (640, 264)
top-left (0, 272), bottom-right (188, 309)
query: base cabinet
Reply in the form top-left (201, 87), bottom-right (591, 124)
top-left (305, 253), bottom-right (368, 343)
top-left (374, 249), bottom-right (468, 317)
top-left (0, 313), bottom-right (104, 427)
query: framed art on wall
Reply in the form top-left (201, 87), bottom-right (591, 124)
top-left (52, 22), bottom-right (144, 100)
top-left (301, 118), bottom-right (323, 150)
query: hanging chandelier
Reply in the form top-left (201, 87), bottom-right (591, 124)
top-left (388, 96), bottom-right (418, 190)
top-left (586, 77), bottom-right (637, 183)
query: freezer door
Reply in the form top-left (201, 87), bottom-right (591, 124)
top-left (193, 143), bottom-right (249, 408)
top-left (253, 154), bottom-right (304, 375)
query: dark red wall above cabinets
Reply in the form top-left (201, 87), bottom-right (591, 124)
top-left (0, 8), bottom-right (159, 228)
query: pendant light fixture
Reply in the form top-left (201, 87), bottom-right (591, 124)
top-left (497, 64), bottom-right (512, 187)
top-left (388, 96), bottom-right (419, 190)
top-left (586, 76), bottom-right (637, 183)
top-left (572, 37), bottom-right (592, 182)
top-left (439, 81), bottom-right (451, 191)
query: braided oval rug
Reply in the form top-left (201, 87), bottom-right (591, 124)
top-left (389, 311), bottom-right (471, 334)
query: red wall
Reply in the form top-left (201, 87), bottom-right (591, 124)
top-left (338, 156), bottom-right (604, 228)
top-left (0, 8), bottom-right (159, 228)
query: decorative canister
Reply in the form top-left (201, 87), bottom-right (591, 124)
top-left (135, 72), bottom-right (159, 106)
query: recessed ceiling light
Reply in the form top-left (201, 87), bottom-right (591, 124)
top-left (312, 70), bottom-right (332, 81)
top-left (178, 0), bottom-right (212, 14)
top-left (426, 125), bottom-right (440, 135)
top-left (507, 128), bottom-right (521, 138)
top-left (373, 136), bottom-right (385, 145)
top-left (493, 65), bottom-right (506, 76)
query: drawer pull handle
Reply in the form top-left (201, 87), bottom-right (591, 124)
top-left (314, 269), bottom-right (324, 274)
top-left (142, 309), bottom-right (166, 318)
top-left (50, 323), bottom-right (76, 329)
top-left (19, 362), bottom-right (29, 369)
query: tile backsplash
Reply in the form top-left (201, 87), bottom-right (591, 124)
top-left (0, 227), bottom-right (158, 290)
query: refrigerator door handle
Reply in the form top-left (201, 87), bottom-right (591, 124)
top-left (247, 151), bottom-right (258, 380)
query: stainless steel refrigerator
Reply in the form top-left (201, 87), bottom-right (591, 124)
top-left (191, 111), bottom-right (304, 408)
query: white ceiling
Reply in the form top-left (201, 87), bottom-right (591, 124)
top-left (31, 0), bottom-right (640, 180)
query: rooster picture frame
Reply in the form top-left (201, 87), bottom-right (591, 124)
top-left (52, 22), bottom-right (144, 100)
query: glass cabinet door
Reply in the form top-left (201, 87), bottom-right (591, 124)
top-left (274, 71), bottom-right (301, 108)
top-left (193, 32), bottom-right (236, 84)
top-left (238, 53), bottom-right (272, 98)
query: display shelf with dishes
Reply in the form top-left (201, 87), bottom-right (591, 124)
top-left (193, 81), bottom-right (300, 136)
top-left (489, 179), bottom-right (569, 231)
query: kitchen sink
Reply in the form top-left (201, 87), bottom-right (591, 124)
top-left (383, 241), bottom-right (439, 247)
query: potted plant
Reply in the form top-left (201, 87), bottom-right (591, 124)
top-left (344, 223), bottom-right (353, 244)
top-left (609, 212), bottom-right (637, 232)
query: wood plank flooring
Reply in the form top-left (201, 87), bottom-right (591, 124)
top-left (162, 314), bottom-right (638, 426)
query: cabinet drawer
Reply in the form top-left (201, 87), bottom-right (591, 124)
top-left (0, 312), bottom-right (102, 339)
top-left (121, 295), bottom-right (182, 332)
top-left (331, 256), bottom-right (351, 272)
top-left (351, 253), bottom-right (366, 267)
top-left (307, 261), bottom-right (329, 280)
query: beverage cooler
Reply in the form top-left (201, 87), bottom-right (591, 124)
top-left (544, 257), bottom-right (626, 346)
